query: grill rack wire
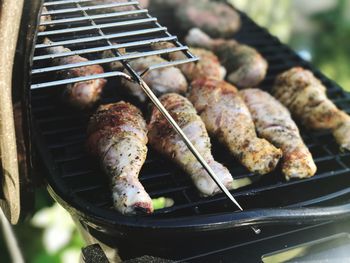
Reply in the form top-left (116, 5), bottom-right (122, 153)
top-left (32, 0), bottom-right (198, 89)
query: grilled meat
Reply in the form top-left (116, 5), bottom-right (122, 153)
top-left (39, 7), bottom-right (51, 32)
top-left (240, 88), bottom-right (316, 179)
top-left (175, 0), bottom-right (241, 38)
top-left (150, 0), bottom-right (188, 8)
top-left (87, 102), bottom-right (153, 215)
top-left (148, 93), bottom-right (234, 196)
top-left (273, 67), bottom-right (350, 151)
top-left (43, 38), bottom-right (107, 109)
top-left (121, 55), bottom-right (188, 103)
top-left (186, 28), bottom-right (268, 88)
top-left (152, 41), bottom-right (225, 81)
top-left (101, 45), bottom-right (126, 72)
top-left (189, 78), bottom-right (282, 175)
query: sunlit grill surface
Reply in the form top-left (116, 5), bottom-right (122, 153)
top-left (31, 3), bottom-right (350, 218)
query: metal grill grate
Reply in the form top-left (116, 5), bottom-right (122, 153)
top-left (32, 6), bottom-right (350, 219)
top-left (31, 0), bottom-right (198, 90)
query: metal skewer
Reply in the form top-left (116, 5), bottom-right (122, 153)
top-left (137, 79), bottom-right (261, 235)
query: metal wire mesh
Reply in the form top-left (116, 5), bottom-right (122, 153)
top-left (31, 0), bottom-right (198, 90)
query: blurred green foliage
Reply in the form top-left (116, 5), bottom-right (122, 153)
top-left (311, 0), bottom-right (350, 91)
top-left (233, 0), bottom-right (350, 91)
top-left (1, 190), bottom-right (84, 263)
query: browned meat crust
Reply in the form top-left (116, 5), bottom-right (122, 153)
top-left (189, 78), bottom-right (282, 175)
top-left (152, 41), bottom-right (225, 81)
top-left (175, 0), bottom-right (241, 38)
top-left (148, 93), bottom-right (234, 196)
top-left (240, 88), bottom-right (316, 179)
top-left (186, 28), bottom-right (267, 88)
top-left (273, 67), bottom-right (350, 150)
top-left (87, 102), bottom-right (153, 215)
top-left (43, 38), bottom-right (107, 109)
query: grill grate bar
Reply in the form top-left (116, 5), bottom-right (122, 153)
top-left (34, 35), bottom-right (176, 60)
top-left (35, 27), bottom-right (167, 49)
top-left (32, 46), bottom-right (188, 74)
top-left (43, 0), bottom-right (97, 6)
top-left (48, 139), bottom-right (85, 149)
top-left (73, 184), bottom-right (105, 194)
top-left (41, 1), bottom-right (139, 16)
top-left (31, 71), bottom-right (129, 89)
top-left (61, 170), bottom-right (94, 179)
top-left (55, 154), bottom-right (86, 163)
top-left (42, 126), bottom-right (83, 136)
top-left (40, 9), bottom-right (148, 26)
top-left (140, 58), bottom-right (198, 76)
top-left (37, 17), bottom-right (157, 36)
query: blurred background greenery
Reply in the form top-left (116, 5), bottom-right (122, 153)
top-left (233, 0), bottom-right (350, 91)
top-left (1, 1), bottom-right (350, 262)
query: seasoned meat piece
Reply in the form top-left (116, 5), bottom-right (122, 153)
top-left (87, 102), bottom-right (153, 215)
top-left (152, 41), bottom-right (226, 81)
top-left (90, 0), bottom-right (149, 11)
top-left (148, 93), bottom-right (234, 196)
top-left (39, 7), bottom-right (51, 32)
top-left (101, 45), bottom-right (126, 72)
top-left (150, 0), bottom-right (188, 8)
top-left (175, 0), bottom-right (241, 38)
top-left (273, 67), bottom-right (350, 150)
top-left (43, 38), bottom-right (107, 109)
top-left (186, 28), bottom-right (268, 88)
top-left (121, 55), bottom-right (188, 103)
top-left (189, 78), bottom-right (282, 175)
top-left (240, 88), bottom-right (316, 180)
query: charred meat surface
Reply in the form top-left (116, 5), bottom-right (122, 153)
top-left (148, 93), bottom-right (234, 196)
top-left (152, 41), bottom-right (225, 81)
top-left (186, 28), bottom-right (268, 88)
top-left (273, 67), bottom-right (350, 151)
top-left (240, 88), bottom-right (316, 180)
top-left (87, 102), bottom-right (153, 215)
top-left (189, 78), bottom-right (282, 175)
top-left (175, 0), bottom-right (241, 38)
top-left (120, 55), bottom-right (188, 103)
top-left (43, 38), bottom-right (107, 109)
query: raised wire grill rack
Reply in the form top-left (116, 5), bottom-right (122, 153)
top-left (32, 0), bottom-right (198, 90)
top-left (31, 4), bottom-right (350, 220)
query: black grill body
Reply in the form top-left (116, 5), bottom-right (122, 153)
top-left (31, 6), bottom-right (350, 261)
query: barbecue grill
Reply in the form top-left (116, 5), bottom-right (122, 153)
top-left (2, 0), bottom-right (350, 261)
